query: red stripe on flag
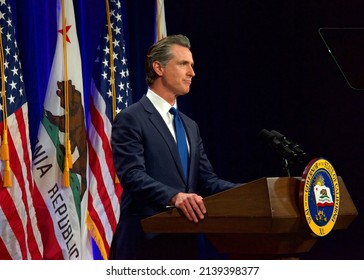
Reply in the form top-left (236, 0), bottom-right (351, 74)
top-left (14, 108), bottom-right (43, 259)
top-left (88, 142), bottom-right (115, 224)
top-left (89, 99), bottom-right (121, 198)
top-left (89, 99), bottom-right (121, 223)
top-left (87, 191), bottom-right (109, 254)
top-left (0, 183), bottom-right (27, 259)
top-left (87, 94), bottom-right (122, 258)
top-left (32, 183), bottom-right (64, 260)
top-left (0, 108), bottom-right (43, 259)
top-left (0, 237), bottom-right (12, 260)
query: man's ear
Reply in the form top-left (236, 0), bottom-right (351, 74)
top-left (152, 61), bottom-right (164, 76)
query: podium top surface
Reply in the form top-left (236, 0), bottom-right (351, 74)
top-left (142, 177), bottom-right (357, 234)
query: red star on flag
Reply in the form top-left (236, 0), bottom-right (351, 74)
top-left (58, 24), bottom-right (72, 43)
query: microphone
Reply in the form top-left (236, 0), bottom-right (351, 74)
top-left (258, 129), bottom-right (298, 160)
top-left (259, 129), bottom-right (307, 176)
top-left (270, 130), bottom-right (306, 158)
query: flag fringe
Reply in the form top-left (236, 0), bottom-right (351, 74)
top-left (115, 174), bottom-right (120, 184)
top-left (86, 212), bottom-right (108, 260)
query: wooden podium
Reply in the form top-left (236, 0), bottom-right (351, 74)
top-left (142, 177), bottom-right (358, 259)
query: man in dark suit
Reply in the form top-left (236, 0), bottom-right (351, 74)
top-left (110, 34), bottom-right (237, 259)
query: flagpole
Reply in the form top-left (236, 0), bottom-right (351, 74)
top-left (61, 0), bottom-right (71, 187)
top-left (105, 0), bottom-right (117, 120)
top-left (105, 0), bottom-right (121, 188)
top-left (155, 0), bottom-right (167, 42)
top-left (0, 27), bottom-right (12, 187)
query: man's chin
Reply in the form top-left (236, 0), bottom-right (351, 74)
top-left (177, 91), bottom-right (190, 97)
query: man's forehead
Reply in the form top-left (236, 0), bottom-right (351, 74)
top-left (170, 45), bottom-right (194, 61)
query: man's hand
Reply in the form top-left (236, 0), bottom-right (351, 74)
top-left (169, 193), bottom-right (206, 223)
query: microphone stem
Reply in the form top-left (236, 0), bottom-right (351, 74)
top-left (282, 158), bottom-right (291, 177)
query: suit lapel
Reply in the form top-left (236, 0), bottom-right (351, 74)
top-left (140, 96), bottom-right (187, 185)
top-left (180, 113), bottom-right (195, 189)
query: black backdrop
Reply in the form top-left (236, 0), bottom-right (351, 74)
top-left (10, 0), bottom-right (364, 259)
top-left (159, 0), bottom-right (364, 259)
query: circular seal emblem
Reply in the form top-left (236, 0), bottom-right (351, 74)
top-left (299, 158), bottom-right (340, 237)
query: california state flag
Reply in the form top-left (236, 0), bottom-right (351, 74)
top-left (32, 0), bottom-right (92, 259)
top-left (314, 184), bottom-right (334, 207)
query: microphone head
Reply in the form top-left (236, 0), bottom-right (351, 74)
top-left (270, 130), bottom-right (285, 140)
top-left (258, 129), bottom-right (275, 142)
top-left (259, 128), bottom-right (300, 160)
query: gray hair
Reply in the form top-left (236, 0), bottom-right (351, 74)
top-left (145, 34), bottom-right (191, 86)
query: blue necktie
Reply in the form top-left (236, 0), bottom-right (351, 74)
top-left (169, 107), bottom-right (189, 182)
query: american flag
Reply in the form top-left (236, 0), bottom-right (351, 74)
top-left (0, 0), bottom-right (43, 259)
top-left (87, 0), bottom-right (132, 259)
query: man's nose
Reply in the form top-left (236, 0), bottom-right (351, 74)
top-left (187, 65), bottom-right (195, 77)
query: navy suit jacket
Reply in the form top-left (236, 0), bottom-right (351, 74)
top-left (110, 95), bottom-right (236, 259)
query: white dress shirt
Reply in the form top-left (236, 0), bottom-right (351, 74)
top-left (146, 89), bottom-right (190, 153)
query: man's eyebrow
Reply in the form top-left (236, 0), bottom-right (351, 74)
top-left (179, 60), bottom-right (194, 65)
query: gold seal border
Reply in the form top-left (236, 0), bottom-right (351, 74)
top-left (303, 158), bottom-right (340, 236)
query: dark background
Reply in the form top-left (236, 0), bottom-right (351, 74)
top-left (10, 0), bottom-right (363, 259)
top-left (156, 0), bottom-right (364, 260)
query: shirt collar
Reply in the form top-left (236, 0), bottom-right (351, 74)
top-left (146, 88), bottom-right (177, 115)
